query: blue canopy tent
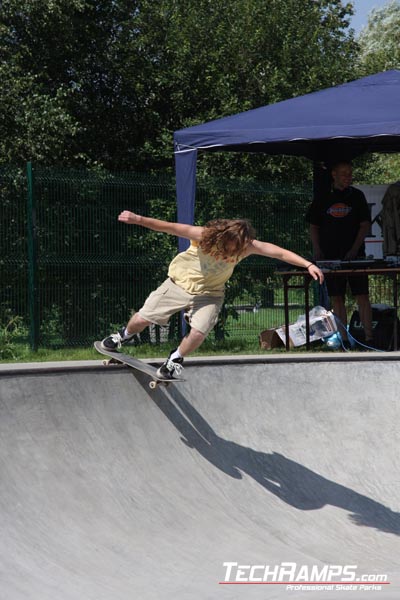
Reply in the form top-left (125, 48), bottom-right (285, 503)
top-left (174, 70), bottom-right (400, 250)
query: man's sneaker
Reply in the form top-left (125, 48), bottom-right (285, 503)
top-left (157, 350), bottom-right (184, 379)
top-left (101, 328), bottom-right (135, 352)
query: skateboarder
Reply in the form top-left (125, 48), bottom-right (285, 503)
top-left (101, 211), bottom-right (324, 378)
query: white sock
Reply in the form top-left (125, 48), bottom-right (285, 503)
top-left (170, 348), bottom-right (182, 361)
top-left (122, 328), bottom-right (133, 340)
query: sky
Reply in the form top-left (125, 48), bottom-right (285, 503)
top-left (349, 0), bottom-right (394, 34)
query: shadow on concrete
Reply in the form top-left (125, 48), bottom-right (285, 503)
top-left (141, 376), bottom-right (400, 537)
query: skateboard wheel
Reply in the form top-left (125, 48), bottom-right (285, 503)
top-left (149, 381), bottom-right (157, 390)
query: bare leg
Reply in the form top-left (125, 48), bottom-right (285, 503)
top-left (177, 327), bottom-right (206, 357)
top-left (355, 294), bottom-right (373, 340)
top-left (125, 312), bottom-right (152, 335)
top-left (331, 295), bottom-right (348, 340)
top-left (156, 326), bottom-right (206, 379)
top-left (126, 316), bottom-right (206, 357)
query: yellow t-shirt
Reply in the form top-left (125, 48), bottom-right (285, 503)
top-left (168, 241), bottom-right (243, 296)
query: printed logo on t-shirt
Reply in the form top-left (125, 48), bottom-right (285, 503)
top-left (327, 203), bottom-right (352, 218)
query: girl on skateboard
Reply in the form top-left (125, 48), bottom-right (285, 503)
top-left (101, 211), bottom-right (324, 378)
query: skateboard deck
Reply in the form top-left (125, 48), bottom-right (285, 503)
top-left (94, 341), bottom-right (184, 389)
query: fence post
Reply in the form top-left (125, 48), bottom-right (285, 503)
top-left (27, 161), bottom-right (39, 351)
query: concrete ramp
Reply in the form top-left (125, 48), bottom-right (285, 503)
top-left (0, 355), bottom-right (399, 599)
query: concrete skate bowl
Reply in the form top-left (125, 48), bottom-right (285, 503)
top-left (0, 355), bottom-right (399, 600)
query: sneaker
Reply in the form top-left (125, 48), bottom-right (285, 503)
top-left (157, 349), bottom-right (184, 379)
top-left (100, 328), bottom-right (135, 352)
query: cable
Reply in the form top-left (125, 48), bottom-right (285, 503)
top-left (318, 281), bottom-right (331, 310)
top-left (331, 313), bottom-right (383, 352)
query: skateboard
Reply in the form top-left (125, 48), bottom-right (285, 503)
top-left (94, 341), bottom-right (185, 389)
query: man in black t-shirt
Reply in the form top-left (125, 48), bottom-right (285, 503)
top-left (306, 161), bottom-right (373, 348)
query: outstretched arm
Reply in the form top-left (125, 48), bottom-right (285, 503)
top-left (245, 239), bottom-right (324, 283)
top-left (118, 210), bottom-right (203, 241)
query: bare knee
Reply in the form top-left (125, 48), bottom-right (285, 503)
top-left (178, 327), bottom-right (206, 356)
top-left (187, 328), bottom-right (206, 343)
top-left (126, 312), bottom-right (151, 333)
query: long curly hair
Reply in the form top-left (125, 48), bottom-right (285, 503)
top-left (199, 219), bottom-right (256, 260)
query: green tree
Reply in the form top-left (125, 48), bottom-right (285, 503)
top-left (0, 65), bottom-right (79, 164)
top-left (150, 0), bottom-right (358, 181)
top-left (357, 0), bottom-right (400, 74)
top-left (355, 0), bottom-right (400, 183)
top-left (0, 0), bottom-right (357, 178)
top-left (0, 0), bottom-right (154, 166)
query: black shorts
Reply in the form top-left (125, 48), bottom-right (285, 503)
top-left (325, 273), bottom-right (369, 298)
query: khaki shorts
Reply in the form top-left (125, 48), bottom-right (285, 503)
top-left (138, 278), bottom-right (224, 336)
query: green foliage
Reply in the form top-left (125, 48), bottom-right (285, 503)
top-left (357, 0), bottom-right (400, 74)
top-left (353, 0), bottom-right (400, 183)
top-left (0, 0), bottom-right (357, 180)
top-left (0, 311), bottom-right (29, 360)
top-left (354, 153), bottom-right (400, 184)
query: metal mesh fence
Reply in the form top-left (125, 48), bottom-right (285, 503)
top-left (0, 165), bottom-right (392, 351)
top-left (1, 167), bottom-right (29, 348)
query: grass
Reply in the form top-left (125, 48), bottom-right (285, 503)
top-left (0, 336), bottom-right (338, 365)
top-left (0, 339), bottom-right (267, 364)
top-left (0, 306), bottom-right (353, 364)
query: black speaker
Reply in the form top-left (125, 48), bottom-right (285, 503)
top-left (349, 304), bottom-right (400, 350)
